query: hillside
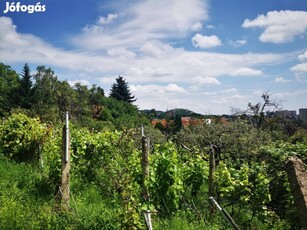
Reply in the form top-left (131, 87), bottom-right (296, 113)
top-left (141, 108), bottom-right (203, 119)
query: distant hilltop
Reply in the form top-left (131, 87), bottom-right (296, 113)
top-left (141, 108), bottom-right (204, 119)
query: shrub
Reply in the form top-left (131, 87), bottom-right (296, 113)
top-left (0, 113), bottom-right (49, 162)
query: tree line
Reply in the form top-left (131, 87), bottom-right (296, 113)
top-left (0, 63), bottom-right (146, 129)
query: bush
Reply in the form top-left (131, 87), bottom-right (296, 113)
top-left (0, 113), bottom-right (48, 162)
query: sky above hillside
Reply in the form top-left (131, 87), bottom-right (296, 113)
top-left (0, 0), bottom-right (306, 114)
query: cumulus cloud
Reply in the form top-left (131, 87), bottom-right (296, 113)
top-left (242, 10), bottom-right (307, 43)
top-left (191, 34), bottom-right (222, 48)
top-left (131, 84), bottom-right (188, 95)
top-left (291, 51), bottom-right (307, 82)
top-left (192, 75), bottom-right (221, 85)
top-left (97, 13), bottom-right (118, 25)
top-left (291, 63), bottom-right (307, 73)
top-left (298, 51), bottom-right (307, 62)
top-left (231, 67), bottom-right (263, 76)
top-left (68, 79), bottom-right (91, 87)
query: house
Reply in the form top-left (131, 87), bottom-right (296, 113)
top-left (181, 117), bottom-right (206, 128)
top-left (151, 119), bottom-right (168, 128)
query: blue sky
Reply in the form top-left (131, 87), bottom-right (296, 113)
top-left (0, 0), bottom-right (306, 114)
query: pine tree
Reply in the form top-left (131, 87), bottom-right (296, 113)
top-left (19, 63), bottom-right (34, 109)
top-left (109, 76), bottom-right (136, 103)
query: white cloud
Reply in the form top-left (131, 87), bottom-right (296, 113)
top-left (98, 76), bottom-right (117, 85)
top-left (242, 10), bottom-right (307, 43)
top-left (0, 16), bottom-right (294, 87)
top-left (221, 88), bottom-right (238, 93)
top-left (298, 51), bottom-right (307, 62)
top-left (273, 77), bottom-right (292, 83)
top-left (97, 13), bottom-right (118, 25)
top-left (131, 83), bottom-right (188, 95)
top-left (228, 39), bottom-right (247, 47)
top-left (68, 79), bottom-right (91, 87)
top-left (140, 40), bottom-right (179, 58)
top-left (73, 0), bottom-right (209, 50)
top-left (291, 51), bottom-right (307, 82)
top-left (206, 25), bottom-right (215, 29)
top-left (291, 63), bottom-right (307, 73)
top-left (165, 84), bottom-right (188, 93)
top-left (191, 22), bottom-right (203, 31)
top-left (192, 75), bottom-right (221, 85)
top-left (191, 33), bottom-right (222, 48)
top-left (107, 47), bottom-right (136, 60)
top-left (0, 16), bottom-right (120, 73)
top-left (294, 73), bottom-right (307, 82)
top-left (232, 67), bottom-right (263, 76)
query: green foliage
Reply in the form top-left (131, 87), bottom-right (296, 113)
top-left (0, 110), bottom-right (304, 229)
top-left (215, 162), bottom-right (271, 217)
top-left (258, 141), bottom-right (307, 227)
top-left (0, 113), bottom-right (48, 162)
top-left (150, 143), bottom-right (184, 214)
top-left (182, 152), bottom-right (209, 197)
top-left (0, 63), bottom-right (20, 116)
top-left (70, 127), bottom-right (144, 229)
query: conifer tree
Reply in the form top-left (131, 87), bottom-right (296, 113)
top-left (109, 76), bottom-right (136, 103)
top-left (19, 63), bottom-right (34, 109)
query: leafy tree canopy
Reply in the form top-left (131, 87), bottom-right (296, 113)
top-left (0, 63), bottom-right (20, 116)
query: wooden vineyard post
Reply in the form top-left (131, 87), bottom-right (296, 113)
top-left (208, 144), bottom-right (216, 213)
top-left (141, 125), bottom-right (153, 230)
top-left (59, 111), bottom-right (71, 210)
top-left (209, 144), bottom-right (216, 198)
top-left (141, 125), bottom-right (149, 201)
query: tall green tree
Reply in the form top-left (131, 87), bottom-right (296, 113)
top-left (53, 80), bottom-right (76, 122)
top-left (72, 83), bottom-right (91, 121)
top-left (89, 84), bottom-right (104, 105)
top-left (18, 63), bottom-right (34, 109)
top-left (109, 76), bottom-right (136, 103)
top-left (0, 63), bottom-right (20, 116)
top-left (32, 66), bottom-right (60, 122)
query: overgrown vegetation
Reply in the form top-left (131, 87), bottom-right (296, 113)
top-left (0, 63), bottom-right (306, 229)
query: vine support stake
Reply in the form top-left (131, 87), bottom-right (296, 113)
top-left (208, 144), bottom-right (216, 210)
top-left (141, 125), bottom-right (152, 230)
top-left (59, 111), bottom-right (71, 210)
top-left (209, 196), bottom-right (240, 230)
top-left (141, 125), bottom-right (150, 201)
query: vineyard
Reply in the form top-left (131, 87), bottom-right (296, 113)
top-left (0, 113), bottom-right (306, 229)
